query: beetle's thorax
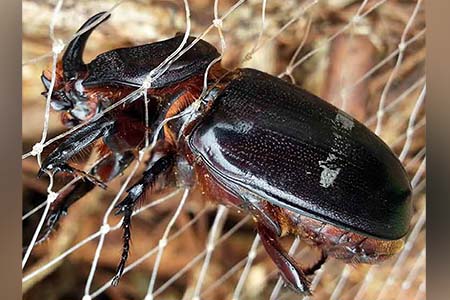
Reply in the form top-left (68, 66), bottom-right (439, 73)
top-left (160, 64), bottom-right (232, 145)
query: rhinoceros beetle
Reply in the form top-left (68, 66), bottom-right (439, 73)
top-left (38, 12), bottom-right (412, 294)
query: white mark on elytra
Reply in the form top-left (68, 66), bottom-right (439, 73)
top-left (335, 111), bottom-right (354, 131)
top-left (235, 120), bottom-right (254, 134)
top-left (319, 153), bottom-right (341, 188)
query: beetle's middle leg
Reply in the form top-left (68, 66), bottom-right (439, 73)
top-left (112, 150), bottom-right (174, 285)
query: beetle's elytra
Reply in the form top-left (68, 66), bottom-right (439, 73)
top-left (39, 12), bottom-right (412, 294)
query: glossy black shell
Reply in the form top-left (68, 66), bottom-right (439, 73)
top-left (188, 68), bottom-right (412, 240)
top-left (82, 35), bottom-right (220, 88)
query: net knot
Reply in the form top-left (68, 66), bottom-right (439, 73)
top-left (143, 72), bottom-right (156, 89)
top-left (402, 281), bottom-right (411, 290)
top-left (47, 191), bottom-right (58, 204)
top-left (206, 243), bottom-right (215, 252)
top-left (82, 295), bottom-right (92, 300)
top-left (31, 142), bottom-right (44, 156)
top-left (100, 224), bottom-right (111, 234)
top-left (352, 15), bottom-right (362, 25)
top-left (159, 238), bottom-right (168, 248)
top-left (407, 127), bottom-right (414, 137)
top-left (376, 110), bottom-right (384, 119)
top-left (419, 282), bottom-right (425, 291)
top-left (398, 42), bottom-right (406, 52)
top-left (138, 149), bottom-right (147, 159)
top-left (248, 250), bottom-right (257, 260)
top-left (142, 80), bottom-right (152, 89)
top-left (213, 18), bottom-right (223, 29)
top-left (52, 39), bottom-right (65, 54)
top-left (285, 66), bottom-right (294, 76)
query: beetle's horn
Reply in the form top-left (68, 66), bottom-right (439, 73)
top-left (62, 11), bottom-right (111, 81)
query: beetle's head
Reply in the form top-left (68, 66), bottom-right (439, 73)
top-left (41, 11), bottom-right (222, 128)
top-left (41, 12), bottom-right (110, 127)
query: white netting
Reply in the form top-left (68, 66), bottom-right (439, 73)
top-left (23, 0), bottom-right (426, 299)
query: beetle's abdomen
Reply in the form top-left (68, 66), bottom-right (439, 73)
top-left (287, 210), bottom-right (405, 264)
top-left (189, 68), bottom-right (412, 240)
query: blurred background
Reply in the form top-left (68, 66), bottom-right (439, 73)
top-left (22, 0), bottom-right (426, 299)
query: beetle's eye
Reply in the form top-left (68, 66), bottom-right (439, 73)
top-left (40, 74), bottom-right (73, 111)
top-left (50, 91), bottom-right (73, 111)
top-left (69, 89), bottom-right (87, 103)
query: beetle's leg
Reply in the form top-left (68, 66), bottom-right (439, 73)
top-left (256, 223), bottom-right (312, 295)
top-left (46, 163), bottom-right (108, 189)
top-left (32, 151), bottom-right (135, 248)
top-left (38, 116), bottom-right (116, 188)
top-left (32, 181), bottom-right (95, 249)
top-left (112, 151), bottom-right (174, 286)
top-left (241, 195), bottom-right (282, 237)
top-left (304, 250), bottom-right (328, 275)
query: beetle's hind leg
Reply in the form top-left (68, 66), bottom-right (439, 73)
top-left (304, 250), bottom-right (327, 276)
top-left (241, 195), bottom-right (282, 237)
top-left (236, 194), bottom-right (318, 294)
top-left (256, 223), bottom-right (313, 295)
top-left (112, 151), bottom-right (174, 286)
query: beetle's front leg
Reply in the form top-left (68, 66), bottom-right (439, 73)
top-left (38, 116), bottom-right (116, 188)
top-left (112, 150), bottom-right (175, 285)
top-left (33, 151), bottom-right (135, 247)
